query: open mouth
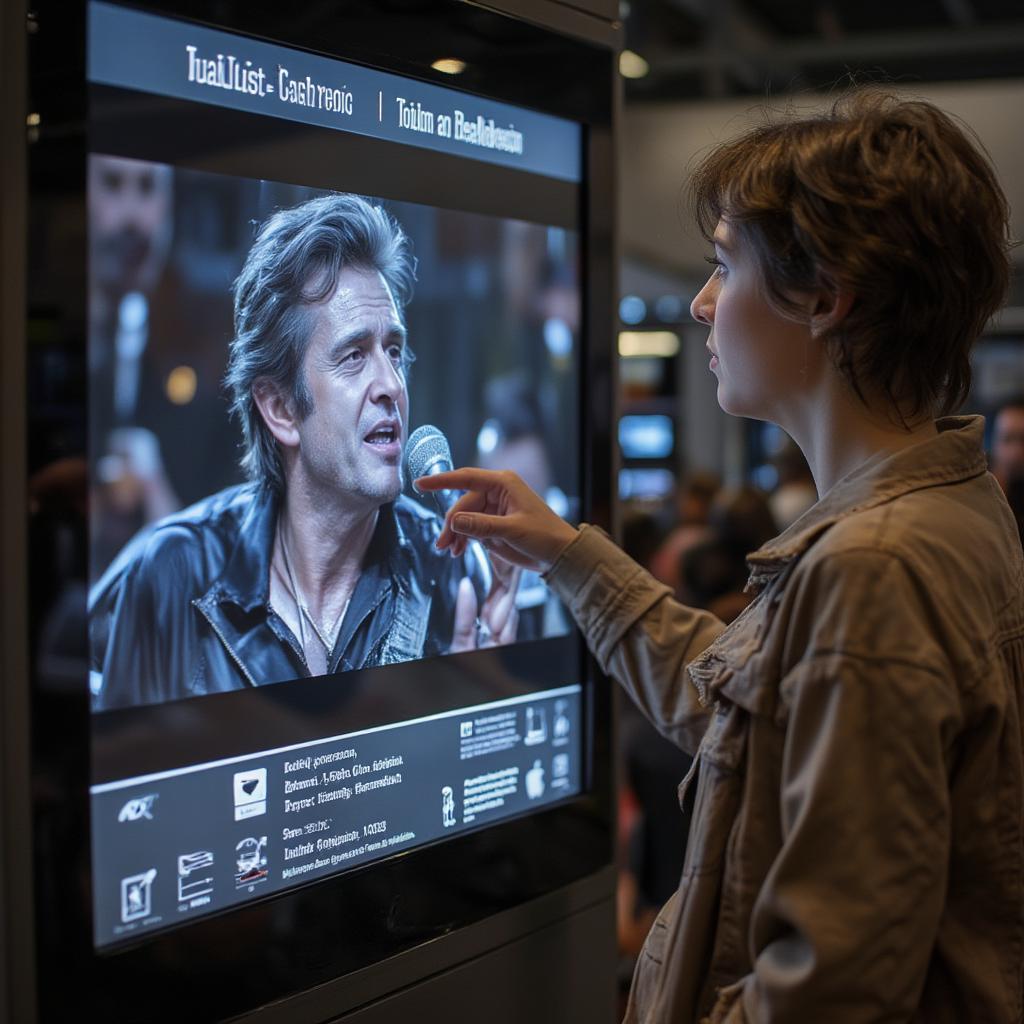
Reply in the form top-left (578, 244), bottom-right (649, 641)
top-left (364, 424), bottom-right (399, 445)
top-left (363, 422), bottom-right (402, 457)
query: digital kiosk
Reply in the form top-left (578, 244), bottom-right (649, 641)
top-left (1, 0), bottom-right (619, 1020)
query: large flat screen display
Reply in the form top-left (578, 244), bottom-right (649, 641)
top-left (83, 0), bottom-right (587, 952)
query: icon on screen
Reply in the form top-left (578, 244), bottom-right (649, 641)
top-left (177, 851), bottom-right (214, 902)
top-left (524, 706), bottom-right (547, 746)
top-left (460, 720), bottom-right (473, 738)
top-left (553, 700), bottom-right (571, 744)
top-left (551, 753), bottom-right (570, 789)
top-left (525, 760), bottom-right (545, 799)
top-left (441, 786), bottom-right (457, 828)
top-left (233, 767), bottom-right (267, 820)
top-left (118, 793), bottom-right (158, 822)
top-left (235, 836), bottom-right (268, 890)
top-left (120, 868), bottom-right (157, 923)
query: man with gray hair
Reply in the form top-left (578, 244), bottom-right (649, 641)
top-left (89, 192), bottom-right (512, 711)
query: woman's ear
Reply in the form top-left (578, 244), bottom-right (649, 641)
top-left (809, 284), bottom-right (854, 338)
top-left (252, 378), bottom-right (300, 450)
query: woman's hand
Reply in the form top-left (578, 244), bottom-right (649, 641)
top-left (416, 468), bottom-right (579, 575)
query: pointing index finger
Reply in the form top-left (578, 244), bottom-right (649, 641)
top-left (415, 467), bottom-right (502, 492)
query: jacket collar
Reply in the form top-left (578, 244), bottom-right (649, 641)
top-left (689, 415), bottom-right (989, 712)
top-left (214, 486), bottom-right (404, 613)
top-left (745, 415), bottom-right (989, 591)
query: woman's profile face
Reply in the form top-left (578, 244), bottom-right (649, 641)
top-left (690, 220), bottom-right (816, 424)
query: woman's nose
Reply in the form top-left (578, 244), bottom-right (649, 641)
top-left (690, 278), bottom-right (717, 326)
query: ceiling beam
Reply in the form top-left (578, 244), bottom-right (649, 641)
top-left (651, 18), bottom-right (1024, 78)
top-left (661, 0), bottom-right (798, 95)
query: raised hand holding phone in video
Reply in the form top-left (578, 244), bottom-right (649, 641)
top-left (417, 468), bottom-right (579, 575)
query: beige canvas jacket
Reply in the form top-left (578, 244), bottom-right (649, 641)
top-left (546, 416), bottom-right (1024, 1023)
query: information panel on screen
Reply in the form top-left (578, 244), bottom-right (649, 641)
top-left (86, 1), bottom-right (585, 950)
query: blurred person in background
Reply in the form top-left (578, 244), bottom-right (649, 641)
top-left (679, 485), bottom-right (778, 622)
top-left (621, 510), bottom-right (668, 577)
top-left (88, 155), bottom-right (182, 575)
top-left (649, 469), bottom-right (720, 589)
top-left (421, 91), bottom-right (1023, 1022)
top-left (989, 396), bottom-right (1024, 547)
top-left (617, 510), bottom-right (692, 999)
top-left (88, 155), bottom-right (241, 578)
top-left (768, 437), bottom-right (817, 530)
top-left (988, 395), bottom-right (1024, 494)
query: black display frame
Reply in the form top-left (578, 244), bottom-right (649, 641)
top-left (18, 1), bottom-right (617, 1020)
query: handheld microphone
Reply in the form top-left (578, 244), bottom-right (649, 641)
top-left (406, 424), bottom-right (457, 518)
top-left (405, 424), bottom-right (492, 599)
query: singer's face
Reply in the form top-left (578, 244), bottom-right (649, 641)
top-left (690, 220), bottom-right (813, 422)
top-left (296, 266), bottom-right (409, 507)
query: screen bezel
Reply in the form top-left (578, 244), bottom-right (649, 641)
top-left (23, 1), bottom-right (616, 1019)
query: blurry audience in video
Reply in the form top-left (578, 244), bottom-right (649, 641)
top-left (989, 396), bottom-right (1024, 547)
top-left (88, 154), bottom-right (236, 575)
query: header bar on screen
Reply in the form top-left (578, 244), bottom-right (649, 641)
top-left (87, 2), bottom-right (582, 183)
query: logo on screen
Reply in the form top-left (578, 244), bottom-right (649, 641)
top-left (118, 794), bottom-right (158, 822)
top-left (233, 768), bottom-right (267, 820)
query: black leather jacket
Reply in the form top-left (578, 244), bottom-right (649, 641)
top-left (89, 484), bottom-right (487, 711)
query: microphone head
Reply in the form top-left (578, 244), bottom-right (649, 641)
top-left (406, 424), bottom-right (452, 493)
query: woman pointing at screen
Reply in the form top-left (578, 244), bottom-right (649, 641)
top-left (419, 89), bottom-right (1023, 1024)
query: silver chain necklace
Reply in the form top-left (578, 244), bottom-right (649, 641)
top-left (276, 522), bottom-right (345, 655)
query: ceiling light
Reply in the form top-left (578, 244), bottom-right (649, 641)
top-left (618, 331), bottom-right (680, 358)
top-left (431, 58), bottom-right (466, 75)
top-left (618, 50), bottom-right (649, 79)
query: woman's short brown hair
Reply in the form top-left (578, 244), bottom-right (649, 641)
top-left (688, 89), bottom-right (1013, 418)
